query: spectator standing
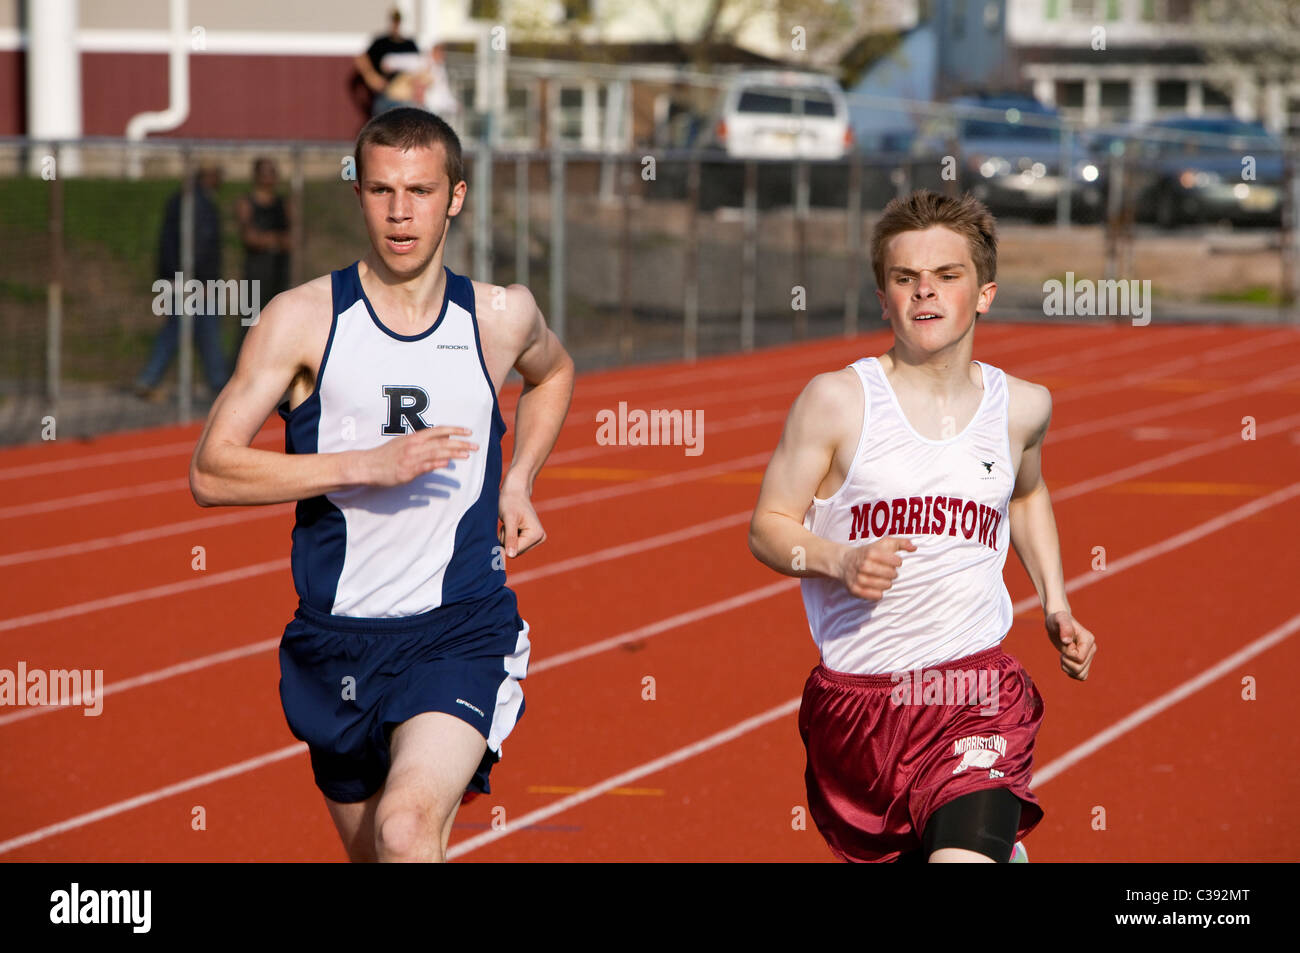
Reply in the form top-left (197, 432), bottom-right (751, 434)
top-left (234, 157), bottom-right (291, 354)
top-left (356, 8), bottom-right (419, 117)
top-left (135, 162), bottom-right (229, 400)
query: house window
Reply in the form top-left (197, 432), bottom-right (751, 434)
top-left (1056, 80), bottom-right (1085, 108)
top-left (1045, 0), bottom-right (1060, 21)
top-left (1202, 81), bottom-right (1232, 110)
top-left (1100, 80), bottom-right (1130, 116)
top-left (556, 86), bottom-right (585, 142)
top-left (469, 0), bottom-right (501, 20)
top-left (1069, 0), bottom-right (1096, 17)
top-left (1156, 79), bottom-right (1188, 109)
top-left (560, 0), bottom-right (593, 20)
top-left (499, 85), bottom-right (536, 145)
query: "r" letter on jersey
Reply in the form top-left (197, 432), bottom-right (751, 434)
top-left (381, 385), bottom-right (431, 434)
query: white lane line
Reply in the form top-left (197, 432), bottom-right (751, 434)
top-left (1050, 363), bottom-right (1300, 443)
top-left (449, 607), bottom-right (1300, 858)
top-left (0, 478), bottom-right (188, 520)
top-left (0, 743), bottom-right (307, 856)
top-left (5, 477), bottom-right (1297, 851)
top-left (0, 322), bottom-right (1255, 512)
top-left (530, 579), bottom-right (800, 674)
top-left (509, 511), bottom-right (751, 586)
top-left (13, 476), bottom-right (1294, 725)
top-left (446, 698), bottom-right (803, 859)
top-left (0, 511), bottom-right (758, 721)
top-left (0, 638), bottom-right (283, 727)
top-left (0, 559), bottom-right (289, 634)
top-left (0, 429), bottom-right (284, 482)
top-left (0, 506), bottom-right (293, 569)
top-left (0, 405), bottom-right (777, 565)
top-left (1052, 327), bottom-right (1300, 404)
top-left (8, 353), bottom-right (1296, 566)
top-left (1032, 610), bottom-right (1300, 787)
top-left (536, 452), bottom-right (772, 511)
top-left (541, 409), bottom-right (785, 466)
top-left (7, 408), bottom-right (1299, 636)
top-left (1051, 410), bottom-right (1300, 503)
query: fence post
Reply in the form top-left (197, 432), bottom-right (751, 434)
top-left (46, 142), bottom-right (64, 411)
top-left (1281, 141), bottom-right (1297, 318)
top-left (1056, 123), bottom-right (1074, 229)
top-left (618, 163), bottom-right (632, 363)
top-left (684, 156), bottom-right (700, 362)
top-left (474, 139), bottom-right (493, 282)
top-left (290, 144), bottom-right (305, 289)
top-left (549, 145), bottom-right (566, 343)
top-left (741, 159), bottom-right (757, 352)
top-left (794, 158), bottom-right (809, 340)
top-left (178, 147), bottom-right (195, 425)
top-left (515, 153), bottom-right (529, 287)
top-left (1104, 145), bottom-right (1125, 284)
top-left (845, 151), bottom-right (861, 337)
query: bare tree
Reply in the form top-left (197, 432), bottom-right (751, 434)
top-left (1196, 0), bottom-right (1300, 113)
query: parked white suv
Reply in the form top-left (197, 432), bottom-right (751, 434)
top-left (713, 70), bottom-right (852, 160)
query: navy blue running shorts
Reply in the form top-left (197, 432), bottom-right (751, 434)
top-left (278, 585), bottom-right (530, 803)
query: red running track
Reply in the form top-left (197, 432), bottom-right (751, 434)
top-left (0, 322), bottom-right (1297, 861)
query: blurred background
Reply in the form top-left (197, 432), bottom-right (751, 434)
top-left (2, 0), bottom-right (1299, 444)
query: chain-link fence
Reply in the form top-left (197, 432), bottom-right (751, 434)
top-left (2, 117), bottom-right (1298, 445)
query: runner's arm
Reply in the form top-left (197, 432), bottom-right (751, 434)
top-left (1007, 382), bottom-right (1096, 679)
top-left (749, 373), bottom-right (858, 579)
top-left (501, 284), bottom-right (574, 497)
top-left (1006, 384), bottom-right (1069, 616)
top-left (189, 287), bottom-right (475, 506)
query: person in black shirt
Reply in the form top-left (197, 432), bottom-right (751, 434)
top-left (355, 8), bottom-right (419, 117)
top-left (235, 157), bottom-right (291, 355)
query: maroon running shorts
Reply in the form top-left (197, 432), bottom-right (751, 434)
top-left (798, 643), bottom-right (1045, 862)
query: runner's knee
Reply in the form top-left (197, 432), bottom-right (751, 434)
top-left (376, 805), bottom-right (445, 862)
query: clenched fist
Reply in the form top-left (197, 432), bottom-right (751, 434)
top-left (1046, 611), bottom-right (1096, 681)
top-left (839, 536), bottom-right (917, 601)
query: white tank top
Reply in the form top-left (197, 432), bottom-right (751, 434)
top-left (279, 262), bottom-right (507, 618)
top-left (800, 356), bottom-right (1015, 673)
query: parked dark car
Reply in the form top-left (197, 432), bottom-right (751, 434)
top-left (915, 94), bottom-right (1106, 221)
top-left (1100, 116), bottom-right (1285, 228)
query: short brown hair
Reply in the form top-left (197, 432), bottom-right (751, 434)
top-left (870, 190), bottom-right (997, 289)
top-left (354, 107), bottom-right (464, 190)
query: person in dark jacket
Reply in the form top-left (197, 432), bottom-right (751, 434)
top-left (135, 162), bottom-right (230, 399)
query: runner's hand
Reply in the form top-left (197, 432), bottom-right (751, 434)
top-left (839, 536), bottom-right (916, 601)
top-left (364, 426), bottom-right (477, 487)
top-left (1046, 611), bottom-right (1096, 680)
top-left (499, 483), bottom-right (546, 557)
